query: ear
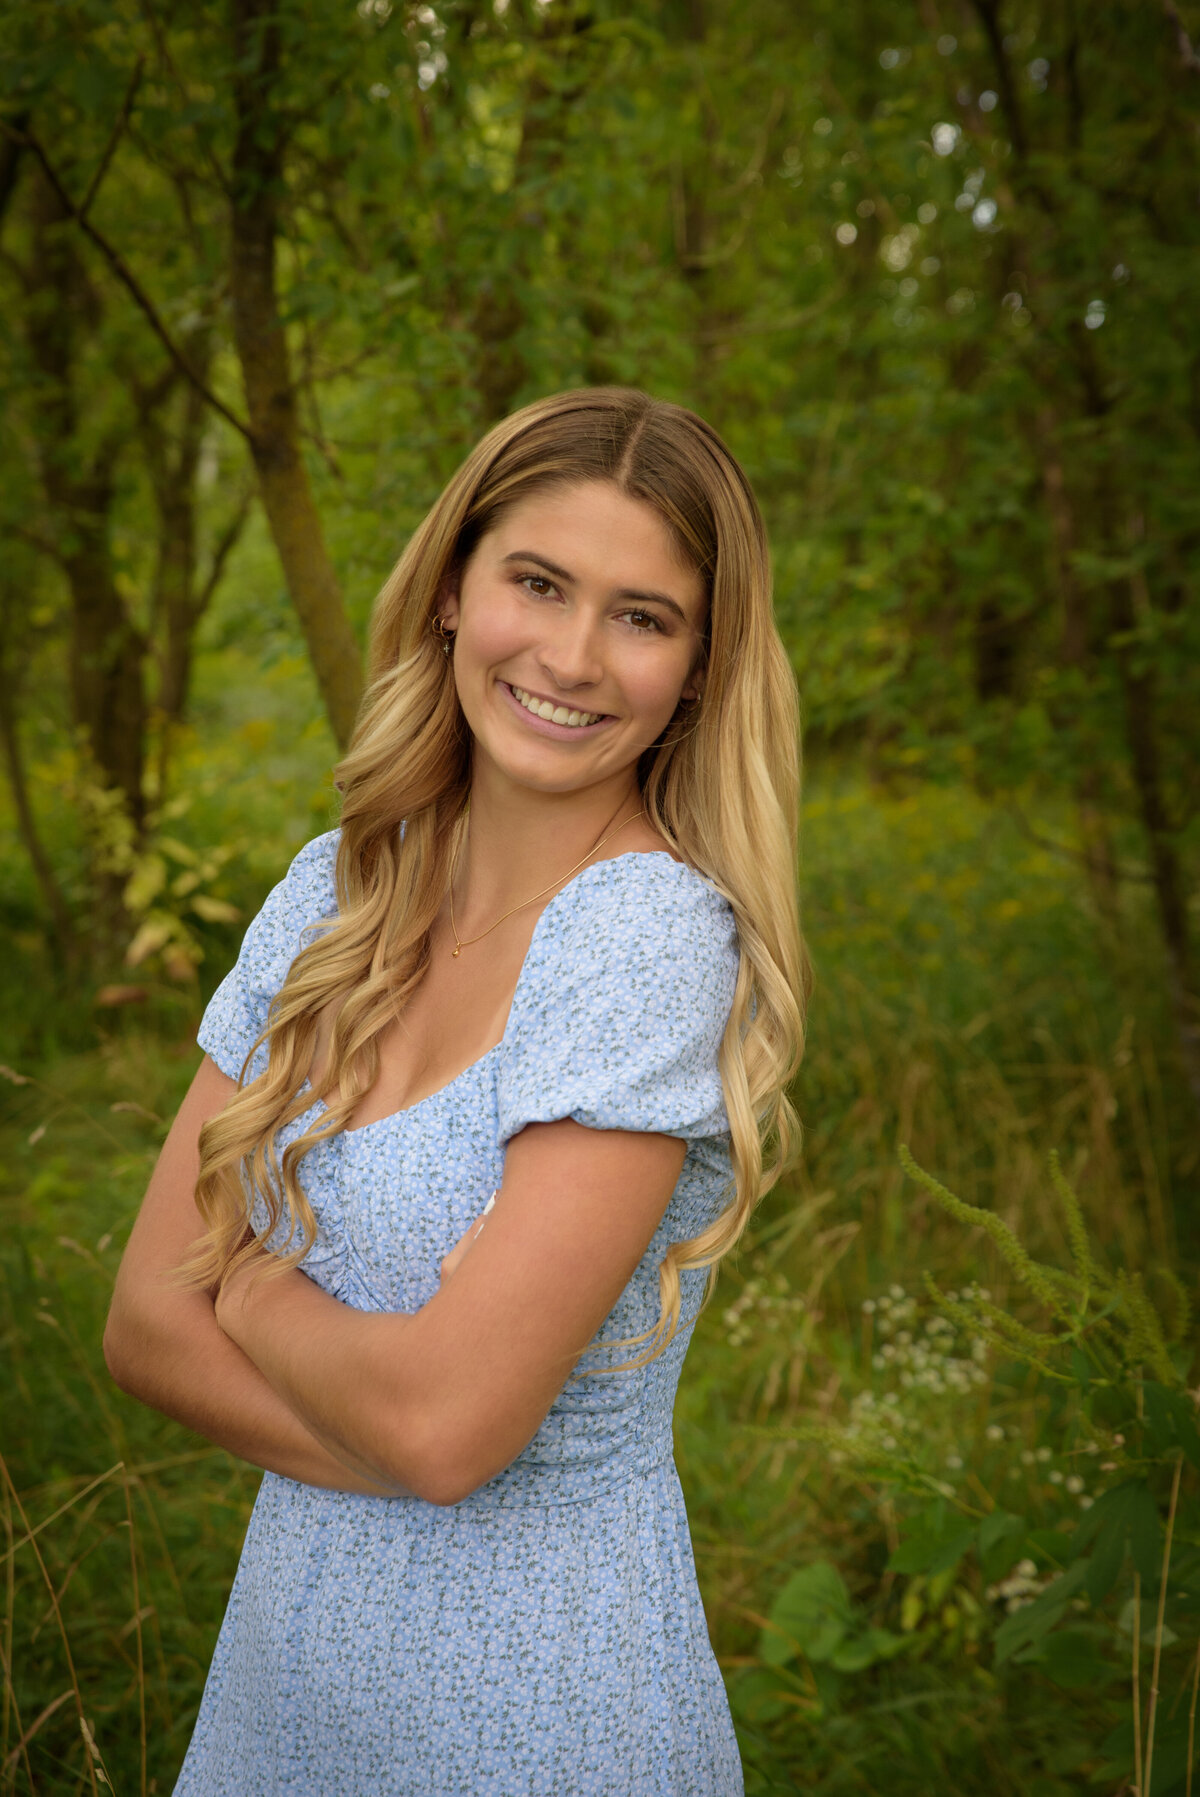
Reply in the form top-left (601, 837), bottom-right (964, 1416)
top-left (681, 662), bottom-right (706, 705)
top-left (438, 574), bottom-right (461, 632)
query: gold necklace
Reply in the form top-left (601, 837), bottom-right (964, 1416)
top-left (447, 806), bottom-right (645, 957)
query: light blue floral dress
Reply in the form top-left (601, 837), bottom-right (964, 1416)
top-left (176, 830), bottom-right (745, 1796)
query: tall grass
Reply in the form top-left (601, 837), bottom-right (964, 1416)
top-left (1, 771), bottom-right (1193, 1793)
top-left (673, 777), bottom-right (1195, 1795)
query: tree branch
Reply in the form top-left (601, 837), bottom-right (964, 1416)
top-left (0, 107), bottom-right (29, 233)
top-left (136, 0), bottom-right (231, 197)
top-left (1007, 803), bottom-right (1154, 886)
top-left (0, 120), bottom-right (253, 443)
top-left (195, 485), bottom-right (254, 617)
top-left (972, 0), bottom-right (1029, 163)
top-left (80, 56), bottom-right (145, 218)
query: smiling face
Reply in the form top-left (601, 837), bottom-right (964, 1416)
top-left (439, 480), bottom-right (708, 801)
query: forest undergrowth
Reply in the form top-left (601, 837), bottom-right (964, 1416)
top-left (1, 770), bottom-right (1195, 1795)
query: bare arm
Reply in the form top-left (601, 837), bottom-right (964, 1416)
top-left (216, 1117), bottom-right (688, 1506)
top-left (104, 1054), bottom-right (402, 1497)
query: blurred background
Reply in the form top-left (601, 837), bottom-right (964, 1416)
top-left (1, 2), bottom-right (1198, 1792)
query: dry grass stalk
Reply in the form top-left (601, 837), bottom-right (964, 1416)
top-left (1143, 1455), bottom-right (1184, 1797)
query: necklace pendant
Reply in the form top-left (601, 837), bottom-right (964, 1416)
top-left (452, 945), bottom-right (461, 958)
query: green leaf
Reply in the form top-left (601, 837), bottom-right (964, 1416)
top-left (728, 1667), bottom-right (792, 1725)
top-left (189, 894), bottom-right (241, 924)
top-left (123, 854), bottom-right (167, 913)
top-left (1085, 1524), bottom-right (1126, 1607)
top-left (994, 1563), bottom-right (1089, 1665)
top-left (1073, 1481), bottom-right (1135, 1552)
top-left (760, 1561), bottom-right (854, 1668)
top-left (978, 1510), bottom-right (1026, 1581)
top-left (1116, 1596), bottom-right (1178, 1646)
top-left (1128, 1485), bottom-right (1164, 1583)
top-left (828, 1632), bottom-right (877, 1672)
top-left (888, 1504), bottom-right (976, 1577)
top-left (1037, 1626), bottom-right (1114, 1690)
top-left (1073, 1480), bottom-right (1162, 1597)
top-left (1069, 1346), bottom-right (1091, 1393)
top-left (158, 836), bottom-right (198, 867)
top-left (1142, 1382), bottom-right (1200, 1472)
top-left (124, 915), bottom-right (175, 967)
top-left (1099, 1716), bottom-right (1196, 1791)
top-left (1025, 1528), bottom-right (1074, 1565)
top-left (809, 1660), bottom-right (845, 1714)
top-left (828, 1626), bottom-right (906, 1672)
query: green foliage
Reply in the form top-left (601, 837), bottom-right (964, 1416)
top-left (903, 1145), bottom-right (1186, 1389)
top-left (723, 1151), bottom-right (1199, 1794)
top-left (761, 1561), bottom-right (907, 1674)
top-left (0, 1060), bottom-right (259, 1795)
top-left (1, 0), bottom-right (1196, 1026)
top-left (0, 0), bottom-right (1197, 1790)
top-left (0, 763), bottom-right (1194, 1793)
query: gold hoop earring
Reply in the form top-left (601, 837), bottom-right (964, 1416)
top-left (431, 615), bottom-right (457, 657)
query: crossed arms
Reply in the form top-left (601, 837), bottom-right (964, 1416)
top-left (103, 1054), bottom-right (685, 1506)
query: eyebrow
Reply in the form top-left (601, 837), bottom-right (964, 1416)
top-left (500, 550), bottom-right (692, 626)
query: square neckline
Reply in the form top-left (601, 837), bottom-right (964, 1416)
top-left (334, 849), bottom-right (687, 1139)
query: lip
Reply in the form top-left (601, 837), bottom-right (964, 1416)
top-left (497, 680), bottom-right (615, 740)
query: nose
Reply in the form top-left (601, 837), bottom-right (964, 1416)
top-left (535, 607), bottom-right (605, 693)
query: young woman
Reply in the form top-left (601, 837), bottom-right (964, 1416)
top-left (105, 387), bottom-right (807, 1795)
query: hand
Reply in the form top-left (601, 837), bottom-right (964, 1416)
top-left (439, 1191), bottom-right (497, 1287)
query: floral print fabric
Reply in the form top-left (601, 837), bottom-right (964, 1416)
top-left (175, 830), bottom-right (745, 1795)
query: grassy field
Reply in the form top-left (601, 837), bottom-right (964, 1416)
top-left (1, 765), bottom-right (1195, 1795)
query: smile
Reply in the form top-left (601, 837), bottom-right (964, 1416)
top-left (503, 683), bottom-right (611, 731)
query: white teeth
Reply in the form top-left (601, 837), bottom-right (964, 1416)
top-left (510, 685), bottom-right (603, 728)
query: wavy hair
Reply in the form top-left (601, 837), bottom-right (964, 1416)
top-left (185, 387), bottom-right (810, 1368)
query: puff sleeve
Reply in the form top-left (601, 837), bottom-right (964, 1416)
top-left (496, 855), bottom-right (740, 1147)
top-left (196, 830), bottom-right (340, 1083)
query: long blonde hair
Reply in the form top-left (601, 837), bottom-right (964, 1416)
top-left (187, 387), bottom-right (809, 1366)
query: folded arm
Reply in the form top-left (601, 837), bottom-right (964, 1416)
top-left (104, 1054), bottom-right (402, 1497)
top-left (216, 1115), bottom-right (687, 1506)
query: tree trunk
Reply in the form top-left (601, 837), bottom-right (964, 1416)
top-left (61, 483), bottom-right (148, 834)
top-left (229, 0), bottom-right (363, 749)
top-left (28, 172), bottom-right (147, 840)
top-left (153, 382), bottom-right (204, 727)
top-left (0, 585), bottom-right (77, 963)
top-left (1030, 405), bottom-right (1125, 935)
top-left (1109, 568), bottom-right (1200, 1106)
top-left (133, 344), bottom-right (247, 734)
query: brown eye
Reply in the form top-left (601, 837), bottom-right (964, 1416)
top-left (620, 609), bottom-right (664, 634)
